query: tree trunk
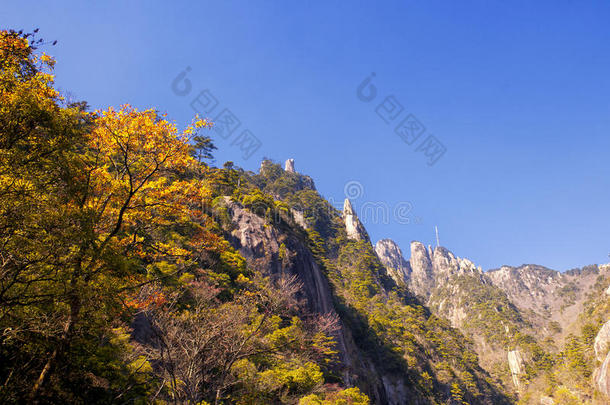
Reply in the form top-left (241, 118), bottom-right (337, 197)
top-left (30, 282), bottom-right (81, 401)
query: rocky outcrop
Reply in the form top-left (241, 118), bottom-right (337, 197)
top-left (260, 159), bottom-right (316, 192)
top-left (409, 242), bottom-right (435, 298)
top-left (596, 352), bottom-right (610, 397)
top-left (343, 199), bottom-right (368, 241)
top-left (507, 350), bottom-right (524, 389)
top-left (222, 197), bottom-right (419, 404)
top-left (290, 208), bottom-right (308, 230)
top-left (372, 239), bottom-right (488, 300)
top-left (430, 246), bottom-right (482, 282)
top-left (595, 321), bottom-right (610, 362)
top-left (486, 265), bottom-right (565, 316)
top-left (407, 242), bottom-right (483, 299)
top-left (285, 158), bottom-right (295, 173)
top-left (224, 197), bottom-right (335, 314)
top-left (374, 239), bottom-right (411, 285)
top-left (486, 264), bottom-right (607, 336)
top-left (594, 320), bottom-right (610, 397)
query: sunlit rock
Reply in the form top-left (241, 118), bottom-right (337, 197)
top-left (508, 350), bottom-right (524, 389)
top-left (375, 239), bottom-right (411, 284)
top-left (285, 158), bottom-right (295, 173)
top-left (595, 320), bottom-right (610, 362)
top-left (343, 198), bottom-right (367, 241)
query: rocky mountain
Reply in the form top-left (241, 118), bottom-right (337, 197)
top-left (487, 264), bottom-right (609, 333)
top-left (374, 239), bottom-right (411, 285)
top-left (343, 198), bottom-right (369, 242)
top-left (486, 264), bottom-right (564, 315)
top-left (246, 159), bottom-right (610, 403)
top-left (376, 240), bottom-right (533, 389)
top-left (235, 160), bottom-right (514, 404)
top-left (375, 240), bottom-right (483, 301)
top-left (374, 236), bottom-right (610, 404)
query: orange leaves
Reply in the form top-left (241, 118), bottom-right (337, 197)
top-left (123, 289), bottom-right (168, 311)
top-left (183, 116), bottom-right (212, 136)
top-left (78, 104), bottom-right (227, 286)
top-left (0, 30), bottom-right (30, 71)
top-left (85, 105), bottom-right (201, 239)
top-left (0, 30), bottom-right (57, 94)
top-left (38, 53), bottom-right (54, 66)
top-left (90, 105), bottom-right (190, 175)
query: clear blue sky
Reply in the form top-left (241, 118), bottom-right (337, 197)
top-left (3, 1), bottom-right (610, 271)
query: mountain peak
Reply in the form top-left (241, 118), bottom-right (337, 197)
top-left (343, 198), bottom-right (368, 241)
top-left (374, 239), bottom-right (411, 284)
top-left (285, 158), bottom-right (295, 173)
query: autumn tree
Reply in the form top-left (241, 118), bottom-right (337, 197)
top-left (134, 274), bottom-right (339, 404)
top-left (0, 29), bottom-right (216, 401)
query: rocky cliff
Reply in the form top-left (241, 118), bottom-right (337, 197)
top-left (222, 196), bottom-right (398, 401)
top-left (224, 196), bottom-right (335, 315)
top-left (374, 239), bottom-right (411, 285)
top-left (595, 320), bottom-right (610, 396)
top-left (507, 350), bottom-right (524, 390)
top-left (343, 198), bottom-right (369, 241)
top-left (486, 263), bottom-right (609, 339)
top-left (284, 158), bottom-right (295, 173)
top-left (223, 159), bottom-right (610, 404)
top-left (219, 160), bottom-right (516, 404)
top-left (375, 239), bottom-right (483, 301)
top-left (373, 238), bottom-right (610, 401)
top-left (487, 265), bottom-right (562, 316)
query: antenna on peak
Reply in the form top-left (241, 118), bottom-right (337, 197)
top-left (435, 225), bottom-right (440, 248)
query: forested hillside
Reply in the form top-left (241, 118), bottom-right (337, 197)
top-left (0, 29), bottom-right (365, 404)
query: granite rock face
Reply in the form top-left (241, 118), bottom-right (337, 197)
top-left (374, 239), bottom-right (411, 285)
top-left (486, 265), bottom-right (565, 315)
top-left (285, 158), bottom-right (295, 173)
top-left (409, 242), bottom-right (435, 298)
top-left (221, 197), bottom-right (425, 404)
top-left (595, 320), bottom-right (610, 362)
top-left (407, 242), bottom-right (483, 299)
top-left (507, 350), bottom-right (524, 389)
top-left (224, 197), bottom-right (334, 314)
top-left (430, 246), bottom-right (482, 282)
top-left (343, 199), bottom-right (368, 241)
top-left (486, 263), bottom-right (608, 337)
top-left (373, 239), bottom-right (486, 300)
top-left (596, 352), bottom-right (610, 397)
top-left (594, 319), bottom-right (610, 397)
top-left (290, 208), bottom-right (308, 230)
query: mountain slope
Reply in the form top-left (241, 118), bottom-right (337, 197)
top-left (375, 237), bottom-right (610, 404)
top-left (239, 160), bottom-right (513, 404)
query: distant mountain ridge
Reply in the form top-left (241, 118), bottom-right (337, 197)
top-left (374, 237), bottom-right (610, 403)
top-left (245, 158), bottom-right (610, 403)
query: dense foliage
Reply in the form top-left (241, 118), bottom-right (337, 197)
top-left (0, 30), bottom-right (365, 404)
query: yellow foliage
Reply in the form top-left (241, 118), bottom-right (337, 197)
top-left (128, 356), bottom-right (153, 374)
top-left (299, 387), bottom-right (370, 404)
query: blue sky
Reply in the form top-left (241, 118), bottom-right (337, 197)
top-left (3, 1), bottom-right (610, 271)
